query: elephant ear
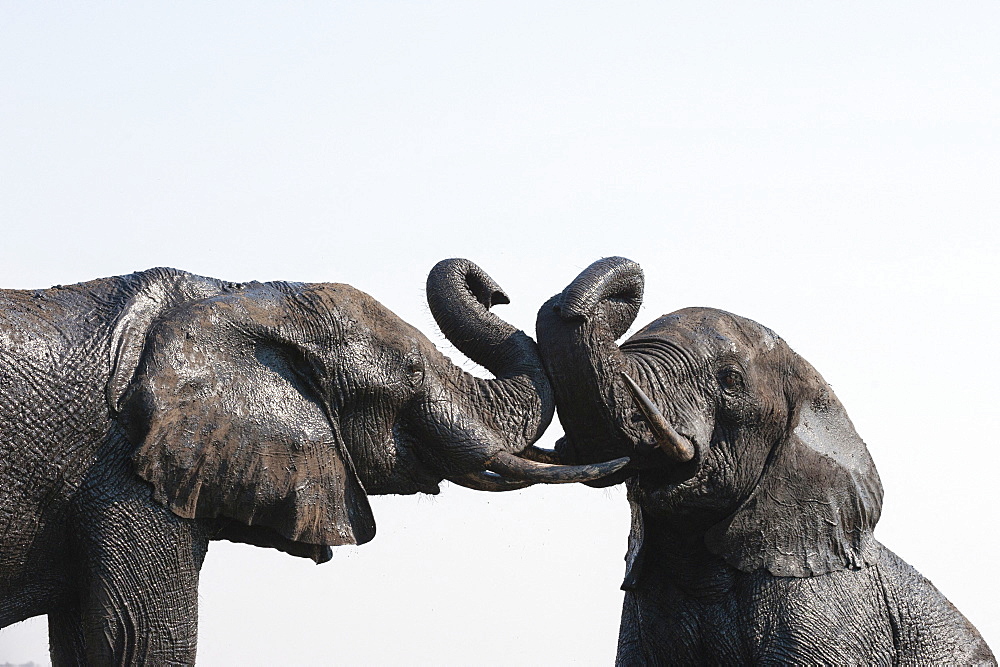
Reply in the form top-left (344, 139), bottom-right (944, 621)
top-left (118, 284), bottom-right (375, 561)
top-left (705, 376), bottom-right (883, 577)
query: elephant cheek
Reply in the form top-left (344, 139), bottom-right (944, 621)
top-left (648, 437), bottom-right (753, 525)
top-left (334, 412), bottom-right (439, 496)
top-left (710, 405), bottom-right (789, 503)
top-left (635, 465), bottom-right (732, 528)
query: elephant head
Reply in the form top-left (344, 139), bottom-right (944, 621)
top-left (107, 259), bottom-right (625, 563)
top-left (536, 257), bottom-right (883, 581)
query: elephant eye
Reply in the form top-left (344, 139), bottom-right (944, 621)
top-left (404, 355), bottom-right (425, 387)
top-left (719, 369), bottom-right (743, 390)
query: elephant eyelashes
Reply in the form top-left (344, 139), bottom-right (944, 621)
top-left (718, 369), bottom-right (743, 390)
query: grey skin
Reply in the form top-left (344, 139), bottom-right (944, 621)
top-left (536, 257), bottom-right (994, 666)
top-left (0, 259), bottom-right (624, 665)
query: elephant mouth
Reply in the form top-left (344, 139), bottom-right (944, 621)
top-left (581, 441), bottom-right (703, 489)
top-left (635, 453), bottom-right (703, 490)
top-left (548, 372), bottom-right (705, 489)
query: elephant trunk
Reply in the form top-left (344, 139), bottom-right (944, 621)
top-left (427, 259), bottom-right (628, 491)
top-left (536, 257), bottom-right (646, 465)
top-left (426, 259), bottom-right (631, 487)
top-left (426, 258), bottom-right (554, 451)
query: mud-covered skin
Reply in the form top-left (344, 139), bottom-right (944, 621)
top-left (537, 256), bottom-right (994, 666)
top-left (616, 502), bottom-right (990, 665)
top-left (1, 261), bottom-right (555, 665)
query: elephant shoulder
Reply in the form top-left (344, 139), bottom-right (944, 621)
top-left (875, 545), bottom-right (995, 663)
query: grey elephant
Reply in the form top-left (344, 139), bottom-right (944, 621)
top-left (0, 258), bottom-right (624, 665)
top-left (536, 257), bottom-right (994, 665)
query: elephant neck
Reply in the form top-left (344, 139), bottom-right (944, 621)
top-left (629, 502), bottom-right (739, 601)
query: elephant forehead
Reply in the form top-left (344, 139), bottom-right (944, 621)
top-left (308, 283), bottom-right (426, 350)
top-left (633, 308), bottom-right (781, 358)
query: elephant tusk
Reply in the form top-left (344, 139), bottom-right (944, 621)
top-left (516, 444), bottom-right (562, 465)
top-left (486, 450), bottom-right (630, 483)
top-left (449, 471), bottom-right (537, 492)
top-left (621, 372), bottom-right (696, 463)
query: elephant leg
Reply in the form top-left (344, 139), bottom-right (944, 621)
top-left (78, 487), bottom-right (209, 665)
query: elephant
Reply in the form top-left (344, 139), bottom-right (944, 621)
top-left (536, 256), bottom-right (994, 665)
top-left (0, 258), bottom-right (626, 665)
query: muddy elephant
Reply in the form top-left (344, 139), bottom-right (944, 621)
top-left (0, 259), bottom-right (624, 665)
top-left (536, 257), bottom-right (993, 665)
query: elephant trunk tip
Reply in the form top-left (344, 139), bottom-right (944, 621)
top-left (555, 257), bottom-right (645, 336)
top-left (428, 258), bottom-right (510, 310)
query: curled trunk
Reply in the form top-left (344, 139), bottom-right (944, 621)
top-left (426, 258), bottom-right (554, 451)
top-left (536, 257), bottom-right (646, 464)
top-left (424, 259), bottom-right (629, 487)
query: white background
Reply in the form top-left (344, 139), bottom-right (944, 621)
top-left (1, 2), bottom-right (997, 664)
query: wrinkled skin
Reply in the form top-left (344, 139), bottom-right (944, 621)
top-left (537, 257), bottom-right (994, 666)
top-left (0, 259), bottom-right (612, 665)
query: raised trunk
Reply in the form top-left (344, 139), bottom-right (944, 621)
top-left (424, 258), bottom-right (632, 487)
top-left (426, 259), bottom-right (553, 451)
top-left (535, 257), bottom-right (646, 464)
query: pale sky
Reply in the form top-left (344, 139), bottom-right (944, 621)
top-left (1, 2), bottom-right (998, 664)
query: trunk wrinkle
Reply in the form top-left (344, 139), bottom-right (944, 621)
top-left (537, 257), bottom-right (648, 464)
top-left (426, 259), bottom-right (553, 455)
top-left (557, 257), bottom-right (643, 340)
